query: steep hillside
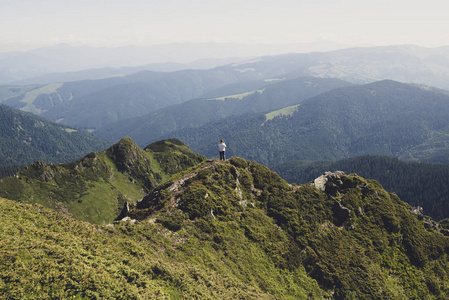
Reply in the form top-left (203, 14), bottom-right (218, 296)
top-left (0, 103), bottom-right (110, 168)
top-left (96, 77), bottom-right (352, 145)
top-left (0, 138), bottom-right (205, 224)
top-left (169, 80), bottom-right (449, 165)
top-left (125, 157), bottom-right (449, 298)
top-left (273, 155), bottom-right (449, 221)
top-left (2, 156), bottom-right (449, 299)
top-left (0, 197), bottom-right (294, 299)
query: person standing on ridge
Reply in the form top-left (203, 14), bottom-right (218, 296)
top-left (218, 139), bottom-right (227, 161)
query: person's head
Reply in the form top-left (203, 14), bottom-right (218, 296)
top-left (220, 139), bottom-right (224, 143)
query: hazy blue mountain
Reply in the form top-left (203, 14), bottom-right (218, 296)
top-left (216, 45), bottom-right (449, 90)
top-left (96, 76), bottom-right (352, 145)
top-left (272, 155), bottom-right (449, 221)
top-left (164, 80), bottom-right (449, 165)
top-left (0, 42), bottom-right (343, 84)
top-left (0, 103), bottom-right (110, 168)
top-left (11, 57), bottom-right (246, 85)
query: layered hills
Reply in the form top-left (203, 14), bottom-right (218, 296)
top-left (0, 67), bottom-right (265, 131)
top-left (168, 80), bottom-right (449, 165)
top-left (0, 103), bottom-right (109, 169)
top-left (96, 76), bottom-right (352, 145)
top-left (3, 45), bottom-right (449, 133)
top-left (1, 142), bottom-right (448, 299)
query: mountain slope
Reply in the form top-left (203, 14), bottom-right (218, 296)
top-left (0, 138), bottom-right (205, 224)
top-left (0, 196), bottom-right (297, 299)
top-left (124, 157), bottom-right (449, 299)
top-left (0, 103), bottom-right (110, 168)
top-left (168, 80), bottom-right (449, 165)
top-left (96, 77), bottom-right (352, 145)
top-left (2, 156), bottom-right (448, 299)
top-left (273, 155), bottom-right (449, 221)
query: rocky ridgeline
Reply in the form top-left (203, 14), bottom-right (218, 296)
top-left (313, 171), bottom-right (449, 236)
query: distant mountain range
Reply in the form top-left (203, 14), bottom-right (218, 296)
top-left (2, 45), bottom-right (449, 133)
top-left (0, 41), bottom-right (346, 84)
top-left (0, 67), bottom-right (272, 131)
top-left (0, 103), bottom-right (109, 168)
top-left (10, 57), bottom-right (246, 85)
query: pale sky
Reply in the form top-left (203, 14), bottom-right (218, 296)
top-left (1, 0), bottom-right (448, 52)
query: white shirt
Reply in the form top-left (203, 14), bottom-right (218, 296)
top-left (218, 142), bottom-right (226, 152)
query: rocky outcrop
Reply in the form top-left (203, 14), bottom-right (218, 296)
top-left (313, 171), bottom-right (346, 196)
top-left (410, 206), bottom-right (449, 236)
top-left (333, 199), bottom-right (351, 226)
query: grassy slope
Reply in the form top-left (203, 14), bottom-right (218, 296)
top-left (0, 196), bottom-right (322, 299)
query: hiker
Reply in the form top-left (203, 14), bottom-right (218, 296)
top-left (218, 139), bottom-right (227, 161)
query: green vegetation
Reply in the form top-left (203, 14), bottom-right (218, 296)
top-left (0, 197), bottom-right (284, 299)
top-left (0, 138), bottom-right (205, 224)
top-left (263, 104), bottom-right (300, 123)
top-left (0, 165), bottom-right (23, 179)
top-left (273, 155), bottom-right (449, 221)
top-left (1, 151), bottom-right (449, 298)
top-left (124, 156), bottom-right (449, 299)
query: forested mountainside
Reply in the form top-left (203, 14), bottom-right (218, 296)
top-left (273, 155), bottom-right (449, 221)
top-left (0, 165), bottom-right (23, 179)
top-left (168, 80), bottom-right (449, 165)
top-left (0, 138), bottom-right (205, 224)
top-left (0, 103), bottom-right (110, 169)
top-left (2, 152), bottom-right (448, 299)
top-left (96, 77), bottom-right (352, 145)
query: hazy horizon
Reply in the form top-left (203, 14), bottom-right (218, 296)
top-left (1, 0), bottom-right (448, 54)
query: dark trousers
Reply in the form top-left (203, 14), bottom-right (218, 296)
top-left (219, 151), bottom-right (226, 161)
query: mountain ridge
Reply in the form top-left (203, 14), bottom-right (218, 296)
top-left (1, 138), bottom-right (449, 298)
top-left (0, 138), bottom-right (205, 224)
